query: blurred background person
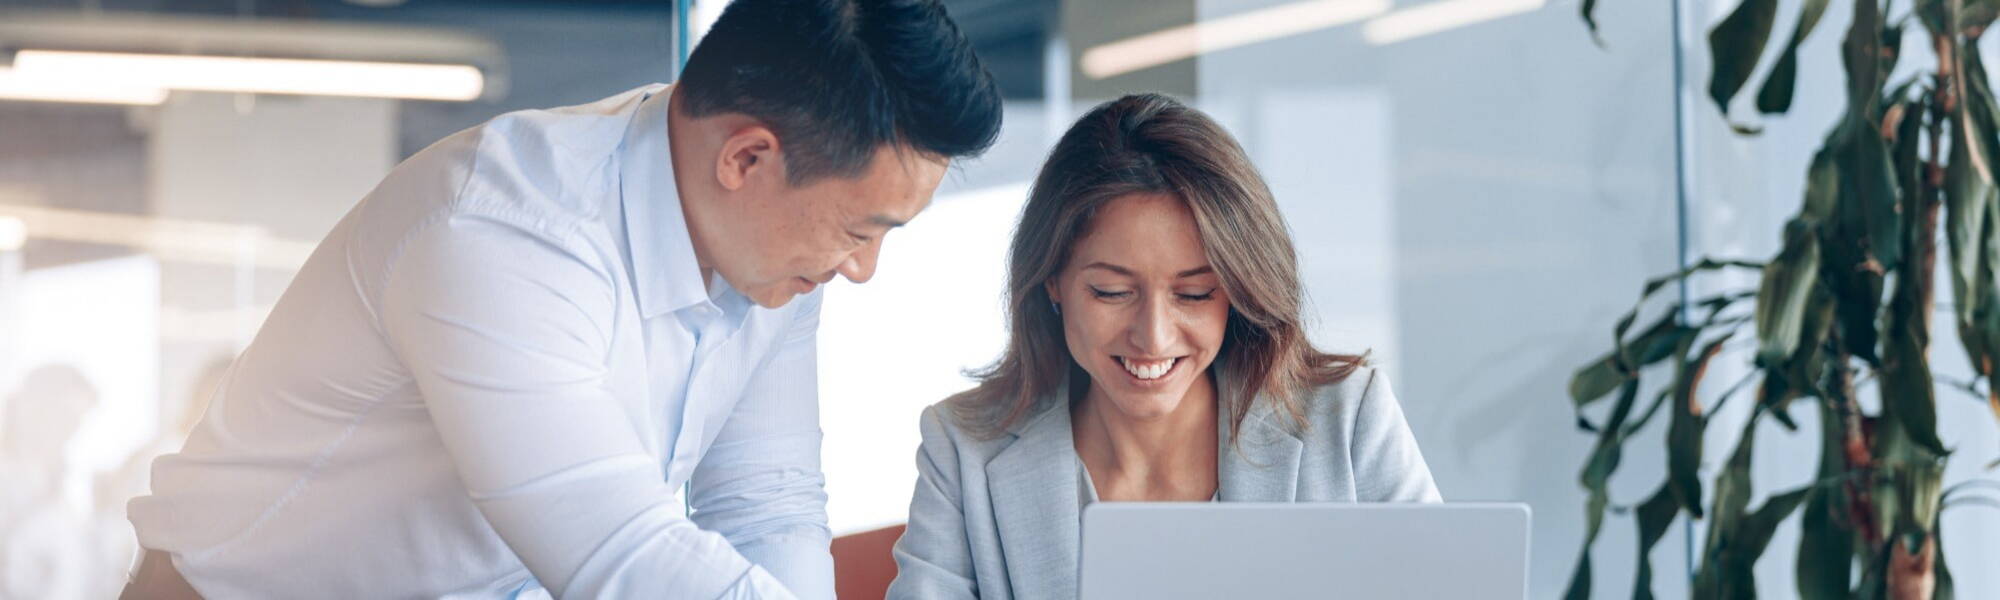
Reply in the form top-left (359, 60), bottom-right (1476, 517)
top-left (1, 365), bottom-right (100, 600)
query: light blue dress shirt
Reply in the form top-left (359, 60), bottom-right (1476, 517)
top-left (129, 85), bottom-right (832, 599)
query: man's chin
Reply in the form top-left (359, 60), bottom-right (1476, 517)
top-left (747, 286), bottom-right (798, 309)
top-left (745, 277), bottom-right (819, 308)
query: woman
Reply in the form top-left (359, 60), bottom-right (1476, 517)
top-left (886, 93), bottom-right (1440, 600)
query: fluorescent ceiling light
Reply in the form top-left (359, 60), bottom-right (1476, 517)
top-left (1080, 0), bottom-right (1392, 79)
top-left (11, 50), bottom-right (485, 101)
top-left (0, 65), bottom-right (168, 105)
top-left (1362, 0), bottom-right (1547, 45)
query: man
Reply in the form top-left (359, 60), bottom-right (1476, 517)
top-left (124, 0), bottom-right (1002, 597)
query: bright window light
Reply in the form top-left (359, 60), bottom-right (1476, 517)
top-left (12, 50), bottom-right (485, 101)
top-left (0, 66), bottom-right (169, 106)
top-left (0, 216), bottom-right (25, 251)
top-left (1080, 0), bottom-right (1392, 80)
top-left (1362, 0), bottom-right (1547, 46)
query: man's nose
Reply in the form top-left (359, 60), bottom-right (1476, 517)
top-left (836, 238), bottom-right (884, 284)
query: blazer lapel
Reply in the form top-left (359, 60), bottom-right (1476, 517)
top-left (985, 398), bottom-right (1082, 600)
top-left (1217, 378), bottom-right (1304, 502)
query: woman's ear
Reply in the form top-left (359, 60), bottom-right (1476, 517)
top-left (715, 125), bottom-right (781, 191)
top-left (1044, 276), bottom-right (1063, 307)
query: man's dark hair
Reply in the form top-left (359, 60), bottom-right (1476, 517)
top-left (678, 0), bottom-right (1004, 185)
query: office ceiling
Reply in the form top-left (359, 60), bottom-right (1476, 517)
top-left (4, 0), bottom-right (1051, 155)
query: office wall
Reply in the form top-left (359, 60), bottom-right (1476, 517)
top-left (1191, 0), bottom-right (1685, 597)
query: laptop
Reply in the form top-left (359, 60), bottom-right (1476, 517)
top-left (1079, 503), bottom-right (1530, 599)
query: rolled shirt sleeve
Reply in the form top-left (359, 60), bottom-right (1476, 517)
top-left (689, 288), bottom-right (834, 600)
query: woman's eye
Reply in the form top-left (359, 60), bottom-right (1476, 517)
top-left (1088, 287), bottom-right (1132, 300)
top-left (1177, 291), bottom-right (1215, 302)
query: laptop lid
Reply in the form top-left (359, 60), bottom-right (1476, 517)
top-left (1079, 502), bottom-right (1530, 600)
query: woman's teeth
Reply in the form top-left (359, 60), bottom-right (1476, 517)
top-left (1120, 357), bottom-right (1176, 380)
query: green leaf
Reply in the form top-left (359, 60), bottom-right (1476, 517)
top-left (1962, 27), bottom-right (2000, 169)
top-left (1964, 0), bottom-right (2000, 36)
top-left (1573, 268), bottom-right (1756, 413)
top-left (1796, 488), bottom-right (1854, 599)
top-left (1582, 381), bottom-right (1645, 493)
top-left (1731, 485), bottom-right (1814, 590)
top-left (1757, 218), bottom-right (1824, 365)
top-left (1935, 515), bottom-right (1956, 600)
top-left (1580, 0), bottom-right (1603, 46)
top-left (1755, 0), bottom-right (1832, 114)
top-left (1566, 379), bottom-right (1642, 600)
top-left (1569, 359), bottom-right (1628, 411)
top-left (1743, 486), bottom-right (1814, 554)
top-left (1760, 285), bottom-right (1834, 431)
top-left (1572, 314), bottom-right (1698, 412)
top-left (1840, 0), bottom-right (1888, 111)
top-left (1798, 398), bottom-right (1854, 599)
top-left (1876, 21), bottom-right (1903, 86)
top-left (1802, 135), bottom-right (1842, 223)
top-left (1668, 334), bottom-right (1727, 517)
top-left (1693, 412), bottom-right (1760, 596)
top-left (1889, 456), bottom-right (1944, 552)
top-left (1631, 484), bottom-right (1679, 600)
top-left (1563, 467), bottom-right (1612, 600)
top-left (1887, 93), bottom-right (1925, 212)
top-left (1697, 404), bottom-right (1813, 597)
top-left (1946, 61), bottom-right (1997, 333)
top-left (1709, 0), bottom-right (1783, 119)
top-left (1946, 33), bottom-right (2000, 436)
top-left (1757, 370), bottom-right (1805, 430)
top-left (1640, 258), bottom-right (1766, 298)
top-left (1816, 116), bottom-right (1900, 364)
top-left (1881, 126), bottom-right (1951, 460)
top-left (1846, 112), bottom-right (1905, 281)
top-left (1712, 413), bottom-right (1764, 548)
top-left (1562, 541), bottom-right (1593, 600)
top-left (1879, 324), bottom-right (1950, 457)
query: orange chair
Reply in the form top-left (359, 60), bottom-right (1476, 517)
top-left (831, 524), bottom-right (906, 600)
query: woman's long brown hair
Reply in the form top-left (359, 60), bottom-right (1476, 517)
top-left (950, 93), bottom-right (1365, 438)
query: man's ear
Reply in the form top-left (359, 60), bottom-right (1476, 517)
top-left (715, 126), bottom-right (782, 192)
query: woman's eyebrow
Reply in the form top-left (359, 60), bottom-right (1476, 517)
top-left (1081, 262), bottom-right (1133, 276)
top-left (1079, 262), bottom-right (1214, 278)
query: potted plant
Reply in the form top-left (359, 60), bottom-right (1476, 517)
top-left (1567, 0), bottom-right (2000, 597)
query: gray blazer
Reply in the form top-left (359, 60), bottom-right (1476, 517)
top-left (886, 365), bottom-right (1441, 600)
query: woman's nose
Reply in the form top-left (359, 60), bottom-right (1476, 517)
top-left (1127, 294), bottom-right (1176, 354)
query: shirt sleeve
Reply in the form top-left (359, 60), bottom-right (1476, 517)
top-left (1349, 370), bottom-right (1443, 503)
top-left (687, 289), bottom-right (834, 600)
top-left (379, 214), bottom-right (794, 599)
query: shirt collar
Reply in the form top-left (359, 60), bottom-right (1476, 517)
top-left (618, 84), bottom-right (711, 318)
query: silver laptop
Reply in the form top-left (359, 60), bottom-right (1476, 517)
top-left (1079, 503), bottom-right (1530, 599)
